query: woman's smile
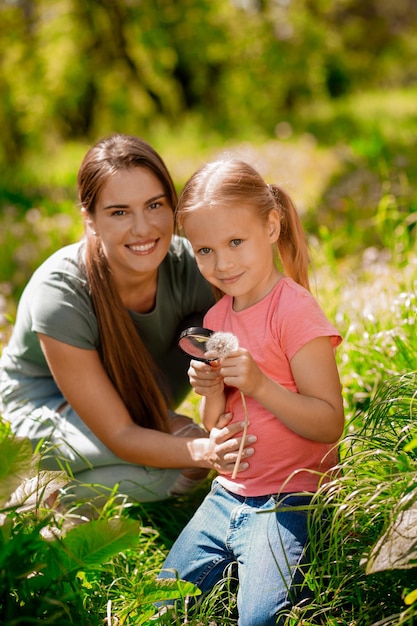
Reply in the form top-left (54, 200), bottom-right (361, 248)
top-left (126, 239), bottom-right (159, 254)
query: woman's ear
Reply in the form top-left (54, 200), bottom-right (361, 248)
top-left (268, 209), bottom-right (281, 243)
top-left (81, 207), bottom-right (97, 235)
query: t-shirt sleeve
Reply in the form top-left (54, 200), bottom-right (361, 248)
top-left (277, 285), bottom-right (342, 362)
top-left (30, 267), bottom-right (98, 350)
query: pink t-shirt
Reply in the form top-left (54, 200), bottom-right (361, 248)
top-left (204, 277), bottom-right (342, 497)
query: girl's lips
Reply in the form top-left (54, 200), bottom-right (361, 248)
top-left (219, 274), bottom-right (242, 285)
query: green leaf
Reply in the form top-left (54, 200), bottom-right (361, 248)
top-left (45, 517), bottom-right (143, 581)
top-left (6, 470), bottom-right (68, 512)
top-left (0, 437), bottom-right (34, 505)
top-left (405, 587), bottom-right (417, 605)
top-left (137, 577), bottom-right (201, 604)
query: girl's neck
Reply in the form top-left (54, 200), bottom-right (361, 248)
top-left (232, 269), bottom-right (282, 312)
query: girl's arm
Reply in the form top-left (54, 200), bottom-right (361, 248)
top-left (200, 395), bottom-right (227, 431)
top-left (38, 334), bottom-right (255, 474)
top-left (187, 359), bottom-right (227, 431)
top-left (218, 336), bottom-right (344, 444)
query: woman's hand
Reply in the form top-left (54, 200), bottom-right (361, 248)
top-left (201, 412), bottom-right (256, 475)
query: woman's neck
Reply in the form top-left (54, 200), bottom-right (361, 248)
top-left (116, 271), bottom-right (158, 314)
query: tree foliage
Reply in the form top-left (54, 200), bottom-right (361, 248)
top-left (0, 0), bottom-right (416, 165)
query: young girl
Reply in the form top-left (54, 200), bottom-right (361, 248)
top-left (158, 159), bottom-right (345, 625)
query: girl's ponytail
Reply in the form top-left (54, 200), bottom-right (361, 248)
top-left (269, 184), bottom-right (310, 292)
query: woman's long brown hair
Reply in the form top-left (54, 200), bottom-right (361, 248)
top-left (78, 134), bottom-right (178, 432)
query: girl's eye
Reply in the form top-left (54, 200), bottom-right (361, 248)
top-left (112, 209), bottom-right (126, 217)
top-left (230, 239), bottom-right (243, 247)
top-left (197, 247), bottom-right (211, 256)
top-left (148, 201), bottom-right (164, 210)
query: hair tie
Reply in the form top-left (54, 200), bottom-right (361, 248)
top-left (267, 183), bottom-right (280, 202)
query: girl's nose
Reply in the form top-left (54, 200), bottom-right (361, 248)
top-left (215, 251), bottom-right (233, 271)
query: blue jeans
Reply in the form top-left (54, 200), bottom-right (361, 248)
top-left (159, 480), bottom-right (312, 626)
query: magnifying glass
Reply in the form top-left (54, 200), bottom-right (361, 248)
top-left (178, 327), bottom-right (217, 363)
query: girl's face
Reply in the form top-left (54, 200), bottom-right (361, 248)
top-left (85, 167), bottom-right (174, 285)
top-left (183, 203), bottom-right (281, 311)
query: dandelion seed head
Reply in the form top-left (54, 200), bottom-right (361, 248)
top-left (206, 331), bottom-right (239, 357)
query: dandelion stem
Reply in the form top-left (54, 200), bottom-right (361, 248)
top-left (232, 390), bottom-right (249, 479)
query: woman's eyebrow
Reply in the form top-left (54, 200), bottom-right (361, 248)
top-left (102, 203), bottom-right (129, 210)
top-left (146, 193), bottom-right (167, 204)
top-left (102, 193), bottom-right (167, 211)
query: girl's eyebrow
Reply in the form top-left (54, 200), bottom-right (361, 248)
top-left (102, 193), bottom-right (167, 211)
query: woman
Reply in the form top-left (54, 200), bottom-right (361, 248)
top-left (0, 135), bottom-right (255, 503)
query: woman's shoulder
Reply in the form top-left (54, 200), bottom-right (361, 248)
top-left (20, 241), bottom-right (88, 305)
top-left (31, 241), bottom-right (86, 283)
top-left (23, 240), bottom-right (97, 346)
top-left (40, 240), bottom-right (84, 268)
top-left (163, 235), bottom-right (201, 279)
top-left (167, 235), bottom-right (193, 260)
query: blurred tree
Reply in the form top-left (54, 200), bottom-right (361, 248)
top-left (0, 0), bottom-right (416, 164)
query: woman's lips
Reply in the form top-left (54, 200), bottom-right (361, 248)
top-left (127, 240), bottom-right (157, 254)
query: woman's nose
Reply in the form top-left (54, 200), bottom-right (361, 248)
top-left (131, 209), bottom-right (148, 235)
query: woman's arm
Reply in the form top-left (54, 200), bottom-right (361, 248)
top-left (218, 337), bottom-right (344, 444)
top-left (38, 334), bottom-right (254, 474)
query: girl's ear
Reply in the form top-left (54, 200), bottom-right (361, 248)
top-left (267, 209), bottom-right (281, 243)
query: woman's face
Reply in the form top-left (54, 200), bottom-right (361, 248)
top-left (87, 167), bottom-right (174, 284)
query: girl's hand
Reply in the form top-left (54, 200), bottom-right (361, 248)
top-left (218, 348), bottom-right (265, 397)
top-left (203, 412), bottom-right (256, 475)
top-left (188, 358), bottom-right (224, 397)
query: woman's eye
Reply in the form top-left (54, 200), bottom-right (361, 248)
top-left (230, 239), bottom-right (243, 247)
top-left (112, 209), bottom-right (126, 216)
top-left (149, 201), bottom-right (162, 210)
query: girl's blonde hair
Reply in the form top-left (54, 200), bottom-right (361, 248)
top-left (176, 158), bottom-right (310, 292)
top-left (77, 134), bottom-right (178, 432)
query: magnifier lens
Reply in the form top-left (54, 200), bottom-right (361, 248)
top-left (178, 327), bottom-right (216, 363)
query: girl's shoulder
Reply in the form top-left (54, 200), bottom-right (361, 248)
top-left (271, 277), bottom-right (319, 309)
top-left (273, 278), bottom-right (342, 349)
